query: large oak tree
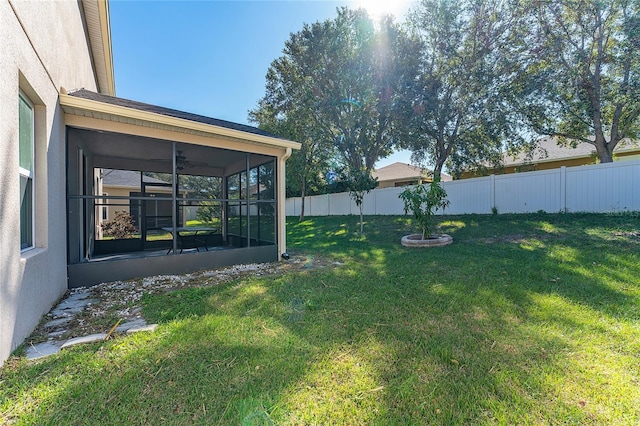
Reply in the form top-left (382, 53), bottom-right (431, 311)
top-left (508, 0), bottom-right (640, 162)
top-left (251, 8), bottom-right (418, 229)
top-left (396, 0), bottom-right (521, 179)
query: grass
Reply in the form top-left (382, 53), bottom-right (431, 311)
top-left (185, 219), bottom-right (220, 228)
top-left (1, 213), bottom-right (639, 424)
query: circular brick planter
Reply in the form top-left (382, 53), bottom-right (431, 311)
top-left (401, 233), bottom-right (453, 248)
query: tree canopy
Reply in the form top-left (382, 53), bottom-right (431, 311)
top-left (251, 7), bottom-right (418, 225)
top-left (249, 103), bottom-right (332, 220)
top-left (252, 0), bottom-right (639, 200)
top-left (507, 0), bottom-right (640, 162)
top-left (395, 0), bottom-right (523, 179)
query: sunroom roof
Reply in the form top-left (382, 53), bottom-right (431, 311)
top-left (60, 89), bottom-right (300, 151)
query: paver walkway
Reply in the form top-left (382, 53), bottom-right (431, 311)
top-left (22, 257), bottom-right (321, 361)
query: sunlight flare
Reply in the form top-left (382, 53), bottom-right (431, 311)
top-left (355, 0), bottom-right (415, 19)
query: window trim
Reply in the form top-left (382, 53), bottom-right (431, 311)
top-left (19, 91), bottom-right (35, 252)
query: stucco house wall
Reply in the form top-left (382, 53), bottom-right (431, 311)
top-left (0, 0), bottom-right (100, 365)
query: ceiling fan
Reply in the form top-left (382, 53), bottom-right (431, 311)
top-left (151, 151), bottom-right (209, 170)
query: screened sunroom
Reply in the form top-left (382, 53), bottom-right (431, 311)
top-left (62, 90), bottom-right (298, 287)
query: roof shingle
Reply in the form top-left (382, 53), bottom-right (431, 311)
top-left (102, 169), bottom-right (170, 187)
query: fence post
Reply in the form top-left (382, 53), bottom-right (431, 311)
top-left (490, 174), bottom-right (496, 213)
top-left (560, 166), bottom-right (567, 212)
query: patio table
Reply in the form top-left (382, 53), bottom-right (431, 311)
top-left (162, 227), bottom-right (218, 253)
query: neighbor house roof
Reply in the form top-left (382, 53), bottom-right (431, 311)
top-left (504, 137), bottom-right (640, 167)
top-left (59, 89), bottom-right (301, 151)
top-left (373, 162), bottom-right (452, 182)
top-left (101, 169), bottom-right (170, 188)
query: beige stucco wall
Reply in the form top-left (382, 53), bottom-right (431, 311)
top-left (377, 179), bottom-right (423, 189)
top-left (100, 186), bottom-right (175, 222)
top-left (100, 187), bottom-right (133, 225)
top-left (0, 0), bottom-right (99, 365)
top-left (377, 181), bottom-right (396, 189)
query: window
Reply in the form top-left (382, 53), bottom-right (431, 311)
top-left (19, 93), bottom-right (34, 250)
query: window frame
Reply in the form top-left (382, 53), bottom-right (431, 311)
top-left (19, 91), bottom-right (35, 251)
top-left (101, 192), bottom-right (109, 221)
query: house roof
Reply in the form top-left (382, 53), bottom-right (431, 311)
top-left (373, 162), bottom-right (452, 182)
top-left (101, 169), bottom-right (170, 188)
top-left (60, 89), bottom-right (301, 151)
top-left (504, 137), bottom-right (640, 167)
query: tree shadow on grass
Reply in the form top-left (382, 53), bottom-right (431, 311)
top-left (281, 213), bottom-right (640, 422)
top-left (3, 214), bottom-right (638, 424)
top-left (1, 308), bottom-right (317, 424)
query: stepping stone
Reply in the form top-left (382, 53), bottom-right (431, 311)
top-left (63, 291), bottom-right (91, 303)
top-left (61, 333), bottom-right (107, 349)
top-left (51, 298), bottom-right (97, 317)
top-left (126, 324), bottom-right (158, 334)
top-left (115, 318), bottom-right (147, 333)
top-left (26, 342), bottom-right (60, 360)
top-left (44, 317), bottom-right (72, 329)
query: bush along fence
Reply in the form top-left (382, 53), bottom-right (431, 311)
top-left (285, 159), bottom-right (640, 216)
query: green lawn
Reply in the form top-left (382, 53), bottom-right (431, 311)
top-left (185, 219), bottom-right (221, 228)
top-left (1, 213), bottom-right (639, 424)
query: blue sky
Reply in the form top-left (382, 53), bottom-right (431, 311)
top-left (110, 0), bottom-right (413, 167)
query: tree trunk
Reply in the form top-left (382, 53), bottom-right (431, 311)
top-left (599, 150), bottom-right (614, 163)
top-left (299, 182), bottom-right (306, 221)
top-left (433, 160), bottom-right (445, 181)
top-left (359, 203), bottom-right (364, 234)
top-left (593, 134), bottom-right (614, 163)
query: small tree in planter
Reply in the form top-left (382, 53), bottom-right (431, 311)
top-left (341, 168), bottom-right (379, 235)
top-left (399, 179), bottom-right (450, 244)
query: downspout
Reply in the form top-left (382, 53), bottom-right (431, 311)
top-left (277, 148), bottom-right (292, 260)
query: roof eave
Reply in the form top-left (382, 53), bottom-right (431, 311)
top-left (59, 93), bottom-right (301, 151)
top-left (81, 0), bottom-right (115, 96)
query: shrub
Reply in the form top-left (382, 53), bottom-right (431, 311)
top-left (101, 210), bottom-right (138, 239)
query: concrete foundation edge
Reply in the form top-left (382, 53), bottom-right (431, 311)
top-left (67, 246), bottom-right (278, 288)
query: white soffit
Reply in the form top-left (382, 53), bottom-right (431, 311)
top-left (81, 0), bottom-right (115, 95)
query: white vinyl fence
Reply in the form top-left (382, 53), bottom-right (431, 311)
top-left (286, 159), bottom-right (640, 216)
